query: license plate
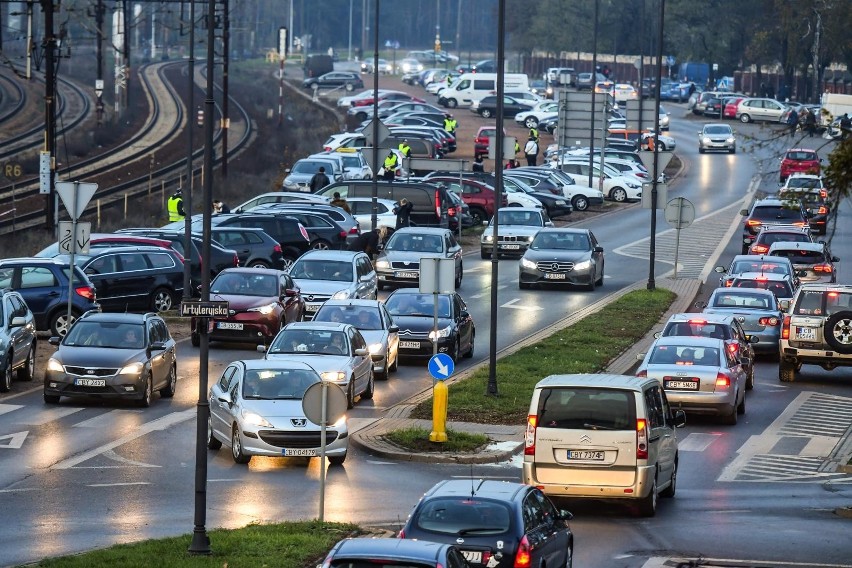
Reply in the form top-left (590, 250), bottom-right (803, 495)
top-left (75, 378), bottom-right (106, 387)
top-left (461, 551), bottom-right (482, 564)
top-left (283, 448), bottom-right (316, 457)
top-left (665, 380), bottom-right (699, 390)
top-left (399, 341), bottom-right (420, 349)
top-left (217, 322), bottom-right (243, 330)
top-left (567, 450), bottom-right (604, 460)
top-left (395, 271), bottom-right (418, 279)
top-left (555, 200), bottom-right (566, 205)
top-left (305, 304), bottom-right (319, 312)
top-left (544, 273), bottom-right (566, 279)
top-left (501, 244), bottom-right (520, 250)
top-left (796, 327), bottom-right (816, 340)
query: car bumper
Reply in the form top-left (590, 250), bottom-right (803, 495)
top-left (744, 329), bottom-right (781, 353)
top-left (481, 242), bottom-right (531, 256)
top-left (237, 426), bottom-right (349, 458)
top-left (665, 389), bottom-right (737, 416)
top-left (45, 370), bottom-right (147, 400)
top-left (781, 344), bottom-right (852, 367)
top-left (522, 462), bottom-right (656, 500)
top-left (397, 336), bottom-right (455, 358)
top-left (377, 270), bottom-right (420, 286)
top-left (520, 265), bottom-right (595, 286)
top-left (699, 141), bottom-right (734, 151)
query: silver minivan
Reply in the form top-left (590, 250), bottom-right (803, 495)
top-left (522, 373), bottom-right (686, 517)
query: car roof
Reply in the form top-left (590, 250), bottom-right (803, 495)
top-left (392, 227), bottom-right (452, 236)
top-left (216, 267), bottom-right (287, 277)
top-left (667, 312), bottom-right (736, 325)
top-left (709, 287), bottom-right (776, 298)
top-left (79, 312), bottom-right (153, 324)
top-left (295, 250), bottom-right (363, 261)
top-left (332, 538), bottom-right (449, 561)
top-left (71, 245), bottom-right (179, 255)
top-left (731, 254), bottom-right (792, 264)
top-left (756, 224), bottom-right (810, 234)
top-left (536, 227), bottom-right (589, 235)
top-left (767, 242), bottom-right (824, 252)
top-left (425, 479), bottom-right (528, 501)
top-left (284, 321), bottom-right (352, 332)
top-left (238, 359), bottom-right (315, 372)
top-left (346, 197), bottom-right (398, 206)
top-left (535, 373), bottom-right (658, 392)
top-left (0, 257), bottom-right (71, 266)
top-left (496, 207), bottom-right (542, 214)
top-left (652, 336), bottom-right (726, 348)
top-left (319, 299), bottom-right (383, 309)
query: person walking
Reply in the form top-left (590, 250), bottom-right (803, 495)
top-left (524, 135), bottom-right (539, 166)
top-left (348, 226), bottom-right (386, 259)
top-left (167, 189), bottom-right (185, 222)
top-left (398, 139), bottom-right (411, 158)
top-left (330, 191), bottom-right (351, 213)
top-left (514, 139), bottom-right (520, 156)
top-left (804, 108), bottom-right (817, 138)
top-left (309, 167), bottom-right (331, 192)
top-left (213, 200), bottom-right (230, 214)
top-left (395, 198), bottom-right (414, 229)
top-left (787, 108), bottom-right (799, 137)
top-left (444, 114), bottom-right (457, 135)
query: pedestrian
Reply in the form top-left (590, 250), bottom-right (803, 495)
top-left (167, 188), bottom-right (185, 222)
top-left (840, 113), bottom-right (852, 140)
top-left (212, 200), bottom-right (230, 214)
top-left (472, 154), bottom-right (485, 173)
top-left (398, 139), bottom-right (411, 158)
top-left (348, 226), bottom-right (387, 259)
top-left (514, 139), bottom-right (520, 155)
top-left (787, 108), bottom-right (799, 137)
top-left (524, 135), bottom-right (539, 167)
top-left (382, 151), bottom-right (399, 181)
top-left (309, 166), bottom-right (331, 192)
top-left (529, 126), bottom-right (539, 143)
top-left (394, 198), bottom-right (413, 229)
top-left (330, 191), bottom-right (351, 213)
top-left (444, 114), bottom-right (457, 134)
top-left (804, 108), bottom-right (817, 138)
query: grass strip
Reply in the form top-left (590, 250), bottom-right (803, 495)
top-left (383, 426), bottom-right (489, 453)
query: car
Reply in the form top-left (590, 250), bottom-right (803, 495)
top-left (700, 287), bottom-right (783, 355)
top-left (35, 233), bottom-right (180, 259)
top-left (702, 96), bottom-right (724, 118)
top-left (515, 166), bottom-right (608, 209)
top-left (518, 227), bottom-right (604, 290)
top-left (736, 97), bottom-right (787, 123)
top-left (360, 58), bottom-right (393, 74)
top-left (529, 78), bottom-right (550, 99)
top-left (251, 204), bottom-right (358, 250)
top-left (470, 58), bottom-right (497, 73)
top-left (778, 174), bottom-right (831, 234)
top-left (714, 254), bottom-right (800, 289)
top-left (117, 228), bottom-right (241, 281)
top-left (190, 267), bottom-right (304, 347)
top-left (426, 176), bottom-right (509, 226)
top-left (778, 284), bottom-right (852, 382)
top-left (607, 128), bottom-right (677, 151)
top-left (698, 123), bottom-right (736, 154)
top-left (384, 288), bottom-right (474, 362)
top-left (44, 311), bottom-right (177, 406)
top-left (399, 479), bottom-right (573, 568)
top-left (323, 538), bottom-right (466, 568)
top-left (556, 160), bottom-right (643, 203)
top-left (346, 197), bottom-right (399, 233)
top-left (767, 241), bottom-right (838, 285)
top-left (209, 227), bottom-right (288, 269)
top-left (399, 58), bottom-right (424, 74)
top-left (232, 191), bottom-right (331, 213)
top-left (302, 71), bottom-right (363, 92)
top-left (522, 373), bottom-right (686, 516)
top-left (575, 72), bottom-right (607, 90)
top-left (263, 321), bottom-right (374, 408)
top-left (722, 96), bottom-right (745, 119)
top-left (207, 359), bottom-right (348, 465)
top-left (323, 148), bottom-right (373, 180)
top-left (739, 197), bottom-right (809, 254)
top-left (658, 104), bottom-right (671, 130)
top-left (470, 95), bottom-right (534, 119)
top-left (0, 257), bottom-right (100, 336)
top-left (480, 207), bottom-right (552, 259)
top-left (747, 224), bottom-right (813, 256)
top-left (779, 148), bottom-right (822, 183)
top-left (612, 83), bottom-right (638, 103)
top-left (658, 313), bottom-right (757, 390)
top-left (473, 126), bottom-right (506, 159)
top-left (315, 180), bottom-right (453, 228)
top-left (283, 157), bottom-right (343, 192)
top-left (514, 100), bottom-right (559, 129)
top-left (637, 336), bottom-right (747, 424)
top-left (0, 288), bottom-right (37, 392)
top-left (538, 115), bottom-right (558, 134)
top-left (287, 250), bottom-right (378, 319)
top-left (728, 272), bottom-right (796, 309)
top-left (313, 299), bottom-right (399, 380)
top-left (374, 227), bottom-right (463, 290)
top-left (501, 175), bottom-right (573, 218)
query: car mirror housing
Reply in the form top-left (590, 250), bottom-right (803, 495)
top-left (714, 266), bottom-right (726, 273)
top-left (388, 325), bottom-right (399, 333)
top-left (9, 316), bottom-right (26, 328)
top-left (740, 209), bottom-right (748, 216)
top-left (750, 336), bottom-right (760, 344)
top-left (149, 341), bottom-right (167, 351)
top-left (256, 345), bottom-right (267, 353)
top-left (672, 409), bottom-right (687, 428)
top-left (49, 336), bottom-right (61, 346)
top-left (354, 348), bottom-right (368, 357)
top-left (594, 246), bottom-right (604, 253)
top-left (284, 288), bottom-right (299, 297)
top-left (217, 393), bottom-right (232, 405)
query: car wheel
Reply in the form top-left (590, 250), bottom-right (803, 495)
top-left (451, 339), bottom-right (461, 363)
top-left (722, 400), bottom-right (738, 425)
top-left (480, 109), bottom-right (492, 118)
top-left (345, 83), bottom-right (354, 92)
top-left (248, 260), bottom-right (270, 268)
top-left (160, 364), bottom-right (177, 398)
top-left (151, 287), bottom-right (174, 312)
top-left (469, 207), bottom-right (487, 226)
top-left (823, 311), bottom-right (852, 354)
top-left (584, 274), bottom-right (596, 291)
top-left (207, 416), bottom-right (222, 450)
top-left (746, 366), bottom-right (755, 390)
top-left (346, 381), bottom-right (354, 409)
top-left (519, 281), bottom-right (530, 289)
top-left (571, 195), bottom-right (589, 211)
top-left (447, 98), bottom-right (458, 109)
top-left (737, 390), bottom-right (746, 415)
top-left (637, 474), bottom-right (657, 517)
top-left (610, 187), bottom-right (628, 202)
top-left (311, 239), bottom-right (331, 250)
top-left (361, 372), bottom-right (375, 399)
top-left (389, 351), bottom-right (398, 372)
top-left (464, 331), bottom-right (474, 358)
top-left (328, 453), bottom-right (347, 466)
top-left (0, 358), bottom-right (12, 392)
top-left (730, 147), bottom-right (736, 154)
top-left (739, 113), bottom-right (751, 123)
top-left (17, 342), bottom-right (36, 381)
top-left (137, 374), bottom-right (153, 408)
top-left (231, 425), bottom-right (252, 464)
top-left (779, 359), bottom-right (796, 382)
top-left (49, 310), bottom-right (77, 337)
top-left (44, 393), bottom-right (60, 404)
top-left (524, 117), bottom-right (539, 129)
top-left (660, 460), bottom-right (677, 498)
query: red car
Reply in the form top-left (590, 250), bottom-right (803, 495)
top-left (427, 176), bottom-right (508, 226)
top-left (474, 126), bottom-right (507, 160)
top-left (779, 148), bottom-right (821, 183)
top-left (723, 97), bottom-right (745, 119)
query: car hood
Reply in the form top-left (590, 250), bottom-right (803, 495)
top-left (264, 353), bottom-right (355, 372)
top-left (523, 249), bottom-right (591, 262)
top-left (56, 346), bottom-right (144, 367)
top-left (359, 329), bottom-right (389, 344)
top-left (292, 279), bottom-right (354, 296)
top-left (210, 293), bottom-right (277, 311)
top-left (392, 315), bottom-right (453, 332)
top-left (241, 398), bottom-right (312, 419)
top-left (381, 251), bottom-right (446, 264)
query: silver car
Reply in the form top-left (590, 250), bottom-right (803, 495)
top-left (312, 299), bottom-right (399, 380)
top-left (288, 250), bottom-right (378, 319)
top-left (519, 228), bottom-right (604, 290)
top-left (637, 336), bottom-right (747, 425)
top-left (263, 322), bottom-right (375, 409)
top-left (374, 227), bottom-right (464, 290)
top-left (698, 123), bottom-right (736, 154)
top-left (736, 97), bottom-right (787, 123)
top-left (282, 157), bottom-right (342, 191)
top-left (207, 359), bottom-right (349, 465)
top-left (480, 207), bottom-right (552, 259)
top-left (700, 288), bottom-right (783, 355)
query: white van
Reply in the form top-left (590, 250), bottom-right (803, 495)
top-left (437, 73), bottom-right (530, 109)
top-left (522, 373), bottom-right (686, 517)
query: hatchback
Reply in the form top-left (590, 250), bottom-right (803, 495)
top-left (739, 197), bottom-right (809, 254)
top-left (779, 174), bottom-right (830, 234)
top-left (323, 539), bottom-right (466, 568)
top-left (767, 241), bottom-right (838, 284)
top-left (288, 250), bottom-right (378, 319)
top-left (302, 71), bottom-right (363, 91)
top-left (698, 123), bottom-right (736, 154)
top-left (385, 289), bottom-right (474, 362)
top-left (210, 227), bottom-right (286, 269)
top-left (0, 288), bottom-right (37, 392)
top-left (779, 148), bottom-right (821, 183)
top-left (700, 288), bottom-right (783, 355)
top-left (400, 480), bottom-right (574, 568)
top-left (747, 224), bottom-right (813, 256)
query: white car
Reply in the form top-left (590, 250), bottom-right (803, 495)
top-left (613, 83), bottom-right (638, 103)
top-left (556, 160), bottom-right (644, 203)
top-left (233, 191), bottom-right (329, 213)
top-left (337, 89), bottom-right (389, 109)
top-left (399, 58), bottom-right (424, 74)
top-left (323, 132), bottom-right (367, 152)
top-left (346, 197), bottom-right (399, 232)
top-left (331, 149), bottom-right (373, 180)
top-left (514, 100), bottom-right (559, 129)
top-left (504, 185), bottom-right (543, 209)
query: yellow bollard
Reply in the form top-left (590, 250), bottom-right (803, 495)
top-left (429, 380), bottom-right (448, 442)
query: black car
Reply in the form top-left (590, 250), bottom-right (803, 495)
top-left (209, 227), bottom-right (286, 269)
top-left (502, 176), bottom-right (573, 218)
top-left (471, 59), bottom-right (498, 73)
top-left (703, 97), bottom-right (724, 118)
top-left (302, 71), bottom-right (363, 91)
top-left (384, 289), bottom-right (474, 362)
top-left (538, 115), bottom-right (558, 134)
top-left (503, 170), bottom-right (564, 197)
top-left (44, 311), bottom-right (178, 407)
top-left (399, 479), bottom-right (574, 568)
top-left (0, 257), bottom-right (100, 336)
top-left (317, 180), bottom-right (452, 229)
top-left (323, 539), bottom-right (469, 568)
top-left (0, 288), bottom-right (37, 392)
top-left (739, 197), bottom-right (810, 254)
top-left (251, 206), bottom-right (354, 250)
top-left (63, 246), bottom-right (186, 312)
top-left (476, 95), bottom-right (535, 119)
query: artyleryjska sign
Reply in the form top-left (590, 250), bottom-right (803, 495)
top-left (179, 301), bottom-right (229, 317)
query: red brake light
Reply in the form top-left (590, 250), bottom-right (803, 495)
top-left (759, 316), bottom-right (780, 326)
top-left (323, 146), bottom-right (332, 152)
top-left (339, 231), bottom-right (348, 239)
top-left (348, 226), bottom-right (359, 234)
top-left (688, 319), bottom-right (707, 325)
top-left (820, 189), bottom-right (828, 199)
top-left (818, 206), bottom-right (828, 214)
top-left (751, 244), bottom-right (769, 254)
top-left (75, 286), bottom-right (95, 301)
top-left (636, 369), bottom-right (647, 378)
top-left (273, 244), bottom-right (282, 253)
top-left (746, 220), bottom-right (761, 227)
top-left (782, 315), bottom-right (791, 339)
top-left (792, 221), bottom-right (806, 227)
top-left (398, 528), bottom-right (406, 539)
top-left (435, 190), bottom-right (442, 219)
top-left (715, 372), bottom-right (731, 387)
top-left (514, 536), bottom-right (532, 568)
top-left (524, 415), bottom-right (537, 455)
top-left (828, 292), bottom-right (839, 298)
top-left (636, 419), bottom-right (648, 460)
top-left (727, 342), bottom-right (739, 354)
top-left (814, 264), bottom-right (833, 273)
top-left (755, 276), bottom-right (768, 282)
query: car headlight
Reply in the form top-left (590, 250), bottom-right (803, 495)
top-left (331, 289), bottom-right (352, 300)
top-left (333, 414), bottom-right (348, 428)
top-left (482, 234), bottom-right (494, 243)
top-left (726, 137), bottom-right (735, 143)
top-left (520, 258), bottom-right (537, 269)
top-left (375, 259), bottom-right (390, 269)
top-left (368, 343), bottom-right (383, 354)
top-left (119, 362), bottom-right (144, 375)
top-left (524, 235), bottom-right (535, 242)
top-left (247, 302), bottom-right (277, 315)
top-left (47, 358), bottom-right (64, 373)
top-left (573, 260), bottom-right (592, 270)
top-left (429, 326), bottom-right (452, 340)
top-left (626, 182), bottom-right (640, 189)
top-left (702, 137), bottom-right (711, 144)
top-left (321, 371), bottom-right (346, 382)
top-left (241, 409), bottom-right (273, 428)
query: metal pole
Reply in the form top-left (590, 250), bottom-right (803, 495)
top-left (370, 0), bottom-right (379, 232)
top-left (184, 0), bottom-right (196, 299)
top-left (65, 183), bottom-right (79, 330)
top-left (348, 0), bottom-right (353, 61)
top-left (637, 0), bottom-right (644, 132)
top-left (319, 381), bottom-right (327, 521)
top-left (95, 0), bottom-right (104, 127)
top-left (43, 0), bottom-right (56, 234)
top-left (222, 0), bottom-right (230, 176)
top-left (647, 0), bottom-right (665, 291)
top-left (587, 0), bottom-right (598, 189)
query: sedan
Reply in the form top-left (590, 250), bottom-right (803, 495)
top-left (191, 268), bottom-right (305, 347)
top-left (384, 289), bottom-right (474, 362)
top-left (767, 241), bottom-right (839, 284)
top-left (374, 228), bottom-right (464, 290)
top-left (288, 250), bottom-right (378, 319)
top-left (263, 322), bottom-right (374, 408)
top-left (700, 287), bottom-right (783, 355)
top-left (514, 100), bottom-right (559, 129)
top-left (346, 197), bottom-right (399, 232)
top-left (0, 289), bottom-right (37, 392)
top-left (473, 95), bottom-right (534, 119)
top-left (302, 71), bottom-right (363, 92)
top-left (637, 336), bottom-right (746, 425)
top-left (519, 228), bottom-right (604, 290)
top-left (698, 123), bottom-right (736, 154)
top-left (481, 207), bottom-right (552, 259)
top-left (207, 359), bottom-right (348, 465)
top-left (312, 299), bottom-right (399, 380)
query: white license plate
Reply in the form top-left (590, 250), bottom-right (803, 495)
top-left (501, 244), bottom-right (520, 250)
top-left (305, 304), bottom-right (320, 312)
top-left (555, 200), bottom-right (567, 205)
top-left (283, 448), bottom-right (317, 457)
top-left (796, 327), bottom-right (816, 340)
top-left (567, 450), bottom-right (604, 460)
top-left (665, 380), bottom-right (699, 390)
top-left (544, 273), bottom-right (566, 279)
top-left (461, 551), bottom-right (482, 564)
top-left (399, 341), bottom-right (420, 349)
top-left (75, 378), bottom-right (106, 387)
top-left (217, 322), bottom-right (243, 330)
top-left (395, 271), bottom-right (418, 279)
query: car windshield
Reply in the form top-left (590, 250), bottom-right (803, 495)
top-left (314, 305), bottom-right (383, 330)
top-left (729, 260), bottom-right (790, 276)
top-left (704, 125), bottom-right (732, 135)
top-left (340, 156), bottom-right (362, 168)
top-left (496, 210), bottom-right (542, 226)
top-left (386, 293), bottom-right (451, 318)
top-left (413, 497), bottom-right (511, 535)
top-left (290, 260), bottom-right (354, 282)
top-left (530, 232), bottom-right (590, 251)
top-left (268, 329), bottom-right (349, 355)
top-left (386, 233), bottom-right (445, 253)
top-left (292, 161), bottom-right (332, 174)
top-left (711, 291), bottom-right (774, 309)
top-left (211, 272), bottom-right (278, 296)
top-left (751, 206), bottom-right (804, 221)
top-left (64, 321), bottom-right (145, 349)
top-left (770, 249), bottom-right (824, 264)
top-left (241, 368), bottom-right (319, 400)
top-left (794, 290), bottom-right (852, 316)
top-left (649, 344), bottom-right (720, 366)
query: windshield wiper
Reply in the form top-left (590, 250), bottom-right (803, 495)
top-left (584, 422), bottom-right (616, 430)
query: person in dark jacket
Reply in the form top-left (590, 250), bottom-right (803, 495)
top-left (472, 155), bottom-right (485, 172)
top-left (348, 226), bottom-right (386, 258)
top-left (394, 198), bottom-right (414, 229)
top-left (787, 109), bottom-right (799, 137)
top-left (309, 167), bottom-right (331, 192)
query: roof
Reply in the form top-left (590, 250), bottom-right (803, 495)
top-left (79, 312), bottom-right (154, 323)
top-left (755, 224), bottom-right (811, 234)
top-left (653, 336), bottom-right (726, 348)
top-left (732, 272), bottom-right (791, 282)
top-left (426, 479), bottom-right (527, 500)
top-left (331, 538), bottom-right (449, 561)
top-left (537, 227), bottom-right (590, 235)
top-left (295, 250), bottom-right (364, 261)
top-left (392, 227), bottom-right (453, 236)
top-left (284, 321), bottom-right (352, 332)
top-left (215, 267), bottom-right (287, 276)
top-left (535, 373), bottom-right (657, 391)
top-left (767, 241), bottom-right (824, 252)
top-left (237, 359), bottom-right (314, 372)
top-left (666, 312), bottom-right (737, 325)
top-left (317, 299), bottom-right (383, 309)
top-left (496, 206), bottom-right (542, 214)
top-left (709, 287), bottom-right (776, 297)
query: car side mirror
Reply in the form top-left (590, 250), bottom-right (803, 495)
top-left (714, 266), bottom-right (726, 273)
top-left (285, 168), bottom-right (291, 174)
top-left (149, 341), bottom-right (167, 351)
top-left (217, 393), bottom-right (232, 405)
top-left (672, 409), bottom-right (687, 428)
top-left (740, 209), bottom-right (748, 216)
top-left (558, 509), bottom-right (573, 521)
top-left (370, 353), bottom-right (383, 362)
top-left (694, 301), bottom-right (707, 309)
top-left (636, 353), bottom-right (646, 360)
top-left (653, 331), bottom-right (661, 338)
top-left (256, 345), bottom-right (267, 353)
top-left (594, 246), bottom-right (604, 253)
top-left (832, 256), bottom-right (840, 262)
top-left (354, 348), bottom-right (368, 357)
top-left (545, 221), bottom-right (555, 227)
top-left (797, 270), bottom-right (808, 277)
top-left (389, 325), bottom-right (399, 333)
top-left (9, 316), bottom-right (26, 328)
top-left (780, 299), bottom-right (790, 311)
top-left (49, 336), bottom-right (61, 346)
top-left (460, 310), bottom-right (470, 319)
top-left (284, 288), bottom-right (298, 297)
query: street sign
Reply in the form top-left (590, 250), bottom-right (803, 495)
top-left (58, 221), bottom-right (91, 254)
top-left (419, 257), bottom-right (455, 294)
top-left (362, 116), bottom-right (391, 148)
top-left (664, 197), bottom-right (695, 229)
top-left (638, 151), bottom-right (674, 173)
top-left (179, 301), bottom-right (230, 317)
top-left (428, 353), bottom-right (455, 380)
top-left (39, 152), bottom-right (51, 195)
top-left (3, 162), bottom-right (22, 179)
top-left (278, 27), bottom-right (288, 57)
top-left (302, 381), bottom-right (347, 426)
top-left (487, 136), bottom-right (516, 161)
top-left (55, 181), bottom-right (98, 220)
top-left (640, 182), bottom-right (668, 209)
top-left (95, 79), bottom-right (104, 98)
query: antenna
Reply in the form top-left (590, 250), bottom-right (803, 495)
top-left (470, 464), bottom-right (475, 498)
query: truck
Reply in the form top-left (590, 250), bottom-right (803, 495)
top-left (678, 62), bottom-right (710, 87)
top-left (820, 93), bottom-right (852, 132)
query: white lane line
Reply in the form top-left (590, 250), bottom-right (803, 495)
top-left (0, 403), bottom-right (24, 417)
top-left (86, 482), bottom-right (151, 488)
top-left (73, 409), bottom-right (142, 429)
top-left (0, 488), bottom-right (39, 493)
top-left (16, 406), bottom-right (85, 426)
top-left (677, 432), bottom-right (721, 452)
top-left (101, 449), bottom-right (160, 468)
top-left (501, 298), bottom-right (542, 311)
top-left (0, 431), bottom-right (29, 449)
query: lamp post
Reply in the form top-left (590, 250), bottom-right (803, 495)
top-left (647, 0), bottom-right (665, 291)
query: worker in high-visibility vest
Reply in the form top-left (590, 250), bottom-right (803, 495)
top-left (382, 151), bottom-right (399, 181)
top-left (167, 189), bottom-right (185, 222)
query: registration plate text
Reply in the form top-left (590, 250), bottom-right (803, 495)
top-left (399, 341), bottom-right (420, 349)
top-left (500, 244), bottom-right (520, 250)
top-left (567, 450), bottom-right (605, 460)
top-left (395, 271), bottom-right (418, 279)
top-left (796, 327), bottom-right (816, 340)
top-left (665, 380), bottom-right (699, 390)
top-left (283, 448), bottom-right (316, 457)
top-left (75, 378), bottom-right (106, 387)
top-left (305, 304), bottom-right (320, 312)
top-left (544, 273), bottom-right (566, 279)
top-left (461, 551), bottom-right (482, 564)
top-left (217, 322), bottom-right (243, 330)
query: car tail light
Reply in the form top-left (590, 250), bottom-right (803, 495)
top-left (688, 319), bottom-right (706, 324)
top-left (232, 253), bottom-right (239, 267)
top-left (514, 536), bottom-right (532, 568)
top-left (818, 206), bottom-right (828, 214)
top-left (398, 528), bottom-right (406, 539)
top-left (727, 342), bottom-right (740, 357)
top-left (339, 231), bottom-right (348, 240)
top-left (298, 223), bottom-right (310, 242)
top-left (759, 316), bottom-right (780, 326)
top-left (828, 291), bottom-right (839, 298)
top-left (814, 264), bottom-right (833, 273)
top-left (448, 206), bottom-right (457, 216)
top-left (792, 221), bottom-right (807, 227)
top-left (782, 315), bottom-right (791, 339)
top-left (751, 244), bottom-right (769, 254)
top-left (323, 146), bottom-right (332, 152)
top-left (636, 369), bottom-right (647, 378)
top-left (820, 189), bottom-right (828, 199)
top-left (524, 415), bottom-right (537, 455)
top-left (348, 226), bottom-right (359, 234)
top-left (435, 190), bottom-right (442, 219)
top-left (75, 286), bottom-right (95, 301)
top-left (273, 244), bottom-right (282, 254)
top-left (715, 372), bottom-right (731, 387)
top-left (636, 419), bottom-right (648, 460)
top-left (746, 220), bottom-right (761, 227)
top-left (724, 280), bottom-right (733, 287)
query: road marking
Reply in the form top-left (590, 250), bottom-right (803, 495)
top-left (677, 432), bottom-right (720, 452)
top-left (16, 406), bottom-right (84, 426)
top-left (86, 482), bottom-right (151, 488)
top-left (365, 460), bottom-right (398, 465)
top-left (0, 488), bottom-right (39, 493)
top-left (501, 298), bottom-right (542, 311)
top-left (0, 431), bottom-right (28, 449)
top-left (643, 557), bottom-right (852, 568)
top-left (73, 409), bottom-right (143, 429)
top-left (0, 403), bottom-right (24, 417)
top-left (100, 449), bottom-right (159, 468)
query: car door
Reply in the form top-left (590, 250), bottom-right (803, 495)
top-left (348, 327), bottom-right (371, 394)
top-left (731, 320), bottom-right (754, 369)
top-left (446, 233), bottom-right (463, 276)
top-left (646, 385), bottom-right (677, 484)
top-left (82, 253), bottom-right (122, 310)
top-left (765, 100), bottom-right (785, 120)
top-left (589, 231), bottom-right (603, 281)
top-left (8, 295), bottom-right (34, 367)
top-left (119, 252), bottom-right (159, 309)
top-left (381, 304), bottom-right (399, 364)
top-left (531, 489), bottom-right (571, 568)
top-left (453, 294), bottom-right (473, 351)
top-left (147, 318), bottom-right (168, 388)
top-left (209, 365), bottom-right (239, 442)
top-left (14, 265), bottom-right (57, 327)
top-left (280, 274), bottom-right (302, 323)
top-left (356, 255), bottom-right (378, 299)
top-left (216, 230), bottom-right (251, 265)
top-left (725, 346), bottom-right (746, 402)
top-left (521, 490), bottom-right (567, 568)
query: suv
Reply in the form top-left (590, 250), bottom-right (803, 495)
top-left (0, 288), bottom-right (37, 392)
top-left (473, 126), bottom-right (506, 160)
top-left (779, 148), bottom-right (821, 183)
top-left (0, 257), bottom-right (99, 336)
top-left (715, 254), bottom-right (800, 289)
top-left (779, 174), bottom-right (830, 234)
top-left (739, 197), bottom-right (809, 254)
top-left (779, 284), bottom-right (852, 382)
top-left (747, 224), bottom-right (813, 255)
top-left (427, 176), bottom-right (508, 226)
top-left (209, 227), bottom-right (287, 269)
top-left (767, 241), bottom-right (838, 284)
top-left (316, 180), bottom-right (451, 228)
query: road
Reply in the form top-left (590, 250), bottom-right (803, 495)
top-left (1, 107), bottom-right (851, 567)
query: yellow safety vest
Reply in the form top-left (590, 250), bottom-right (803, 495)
top-left (167, 195), bottom-right (184, 222)
top-left (530, 128), bottom-right (539, 141)
top-left (384, 154), bottom-right (398, 170)
top-left (398, 143), bottom-right (411, 157)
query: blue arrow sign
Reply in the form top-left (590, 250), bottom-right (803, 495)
top-left (428, 353), bottom-right (455, 380)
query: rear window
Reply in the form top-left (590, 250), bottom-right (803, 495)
top-left (756, 232), bottom-right (810, 246)
top-left (732, 278), bottom-right (793, 297)
top-left (711, 291), bottom-right (774, 309)
top-left (785, 151), bottom-right (818, 161)
top-left (730, 260), bottom-right (789, 276)
top-left (750, 206), bottom-right (803, 221)
top-left (413, 497), bottom-right (511, 535)
top-left (663, 321), bottom-right (731, 340)
top-left (536, 387), bottom-right (635, 430)
top-left (770, 249), bottom-right (824, 264)
top-left (649, 345), bottom-right (720, 366)
top-left (794, 290), bottom-right (852, 316)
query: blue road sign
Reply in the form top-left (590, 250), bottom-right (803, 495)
top-left (428, 353), bottom-right (455, 380)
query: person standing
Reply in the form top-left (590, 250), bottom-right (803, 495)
top-left (841, 113), bottom-right (852, 140)
top-left (514, 139), bottom-right (520, 156)
top-left (309, 167), bottom-right (331, 192)
top-left (444, 114), bottom-right (457, 135)
top-left (348, 226), bottom-right (386, 259)
top-left (524, 135), bottom-right (539, 166)
top-left (787, 108), bottom-right (799, 137)
top-left (804, 108), bottom-right (817, 138)
top-left (529, 126), bottom-right (539, 143)
top-left (382, 151), bottom-right (399, 181)
top-left (213, 200), bottom-right (230, 214)
top-left (395, 198), bottom-right (414, 229)
top-left (398, 139), bottom-right (411, 158)
top-left (472, 154), bottom-right (485, 173)
top-left (330, 192), bottom-right (351, 213)
top-left (167, 189), bottom-right (185, 222)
